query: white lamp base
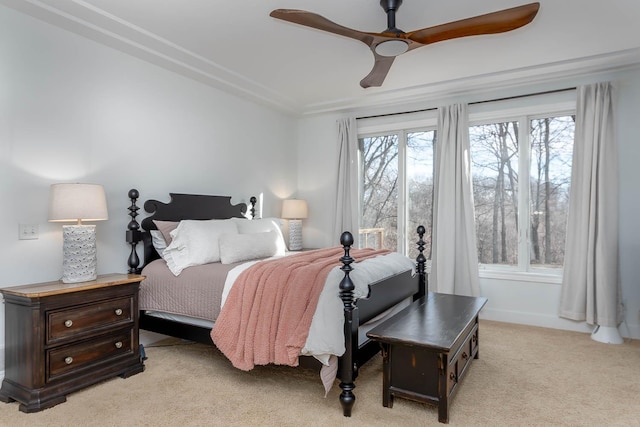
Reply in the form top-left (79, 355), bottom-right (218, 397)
top-left (288, 219), bottom-right (303, 251)
top-left (591, 325), bottom-right (623, 344)
top-left (62, 225), bottom-right (98, 283)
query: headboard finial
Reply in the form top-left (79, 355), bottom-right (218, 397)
top-left (250, 196), bottom-right (257, 219)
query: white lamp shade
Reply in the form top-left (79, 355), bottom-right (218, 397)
top-left (49, 183), bottom-right (109, 222)
top-left (281, 199), bottom-right (308, 220)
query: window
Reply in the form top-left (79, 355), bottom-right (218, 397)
top-left (357, 91), bottom-right (575, 276)
top-left (359, 129), bottom-right (435, 259)
top-left (470, 114), bottom-right (574, 274)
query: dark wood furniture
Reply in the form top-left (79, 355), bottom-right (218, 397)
top-left (125, 189), bottom-right (427, 417)
top-left (0, 274), bottom-right (145, 413)
top-left (366, 292), bottom-right (487, 424)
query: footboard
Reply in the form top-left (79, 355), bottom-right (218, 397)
top-left (337, 227), bottom-right (427, 416)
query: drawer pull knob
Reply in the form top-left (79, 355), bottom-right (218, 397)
top-left (449, 372), bottom-right (456, 382)
top-left (115, 341), bottom-right (123, 349)
top-left (64, 356), bottom-right (73, 365)
top-left (115, 308), bottom-right (123, 316)
top-left (462, 352), bottom-right (468, 360)
top-left (64, 320), bottom-right (73, 328)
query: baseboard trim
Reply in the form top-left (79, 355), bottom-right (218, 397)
top-left (480, 308), bottom-right (640, 340)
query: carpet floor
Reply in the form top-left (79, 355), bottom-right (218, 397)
top-left (0, 320), bottom-right (638, 426)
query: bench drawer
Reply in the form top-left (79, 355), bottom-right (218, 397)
top-left (447, 324), bottom-right (478, 394)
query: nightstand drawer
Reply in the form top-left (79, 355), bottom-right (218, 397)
top-left (47, 296), bottom-right (133, 344)
top-left (47, 330), bottom-right (134, 381)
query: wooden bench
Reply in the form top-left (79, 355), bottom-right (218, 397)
top-left (366, 292), bottom-right (487, 423)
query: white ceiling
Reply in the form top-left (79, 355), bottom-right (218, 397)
top-left (4, 0), bottom-right (640, 115)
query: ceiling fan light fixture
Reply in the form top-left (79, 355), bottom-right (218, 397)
top-left (374, 39), bottom-right (409, 57)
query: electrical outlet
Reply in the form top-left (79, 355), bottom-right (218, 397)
top-left (19, 224), bottom-right (39, 240)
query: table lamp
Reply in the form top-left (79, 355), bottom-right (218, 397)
top-left (282, 199), bottom-right (308, 251)
top-left (48, 183), bottom-right (109, 283)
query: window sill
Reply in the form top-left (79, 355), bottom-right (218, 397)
top-left (478, 268), bottom-right (563, 285)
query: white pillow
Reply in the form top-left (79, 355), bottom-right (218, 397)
top-left (150, 230), bottom-right (168, 259)
top-left (163, 219), bottom-right (238, 276)
top-left (219, 230), bottom-right (279, 264)
top-left (233, 217), bottom-right (287, 255)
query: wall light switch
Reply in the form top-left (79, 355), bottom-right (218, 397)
top-left (19, 224), bottom-right (39, 240)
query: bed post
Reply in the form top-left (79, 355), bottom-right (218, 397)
top-left (416, 225), bottom-right (427, 298)
top-left (126, 189), bottom-right (142, 274)
top-left (338, 231), bottom-right (357, 417)
top-left (249, 196), bottom-right (257, 219)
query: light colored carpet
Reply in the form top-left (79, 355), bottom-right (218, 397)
top-left (1, 320), bottom-right (638, 427)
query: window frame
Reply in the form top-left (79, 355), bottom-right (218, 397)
top-left (356, 90), bottom-right (576, 282)
top-left (357, 112), bottom-right (437, 256)
top-left (469, 94), bottom-right (576, 280)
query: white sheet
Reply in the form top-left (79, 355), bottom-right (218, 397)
top-left (220, 251), bottom-right (416, 365)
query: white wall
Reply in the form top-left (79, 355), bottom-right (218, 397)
top-left (0, 6), bottom-right (297, 376)
top-left (297, 69), bottom-right (640, 341)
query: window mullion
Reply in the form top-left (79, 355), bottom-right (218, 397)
top-left (398, 131), bottom-right (408, 255)
top-left (518, 115), bottom-right (530, 272)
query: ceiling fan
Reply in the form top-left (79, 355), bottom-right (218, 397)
top-left (270, 1), bottom-right (540, 88)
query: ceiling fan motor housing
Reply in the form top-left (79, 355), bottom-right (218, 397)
top-left (380, 0), bottom-right (404, 33)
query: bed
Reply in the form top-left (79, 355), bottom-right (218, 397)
top-left (125, 189), bottom-right (427, 416)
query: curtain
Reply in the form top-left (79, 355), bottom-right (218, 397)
top-left (333, 117), bottom-right (360, 242)
top-left (559, 82), bottom-right (621, 327)
top-left (431, 104), bottom-right (481, 296)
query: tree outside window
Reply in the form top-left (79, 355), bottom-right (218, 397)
top-left (470, 115), bottom-right (574, 271)
top-left (360, 130), bottom-right (435, 259)
top-left (357, 101), bottom-right (574, 275)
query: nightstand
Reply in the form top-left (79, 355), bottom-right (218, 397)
top-left (0, 273), bottom-right (145, 413)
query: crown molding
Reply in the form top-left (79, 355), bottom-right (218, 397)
top-left (303, 48), bottom-right (640, 116)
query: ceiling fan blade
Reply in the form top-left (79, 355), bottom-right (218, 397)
top-left (270, 9), bottom-right (375, 46)
top-left (360, 54), bottom-right (395, 88)
top-left (406, 2), bottom-right (540, 45)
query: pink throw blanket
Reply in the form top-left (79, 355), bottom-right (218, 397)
top-left (211, 247), bottom-right (390, 370)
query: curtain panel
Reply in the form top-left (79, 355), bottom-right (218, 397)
top-left (559, 82), bottom-right (621, 328)
top-left (334, 117), bottom-right (360, 241)
top-left (431, 104), bottom-right (481, 296)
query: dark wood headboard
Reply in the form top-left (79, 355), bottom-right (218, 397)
top-left (126, 189), bottom-right (256, 273)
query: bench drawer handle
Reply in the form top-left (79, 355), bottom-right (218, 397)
top-left (115, 341), bottom-right (123, 349)
top-left (64, 320), bottom-right (73, 328)
top-left (64, 356), bottom-right (73, 365)
top-left (115, 308), bottom-right (123, 316)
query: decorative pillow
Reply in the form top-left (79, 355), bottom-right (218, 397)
top-left (153, 220), bottom-right (179, 246)
top-left (219, 230), bottom-right (280, 264)
top-left (233, 217), bottom-right (287, 255)
top-left (150, 230), bottom-right (168, 259)
top-left (163, 219), bottom-right (238, 276)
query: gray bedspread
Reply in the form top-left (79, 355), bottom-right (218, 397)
top-left (139, 259), bottom-right (242, 322)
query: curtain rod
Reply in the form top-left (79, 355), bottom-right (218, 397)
top-left (356, 87), bottom-right (577, 120)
